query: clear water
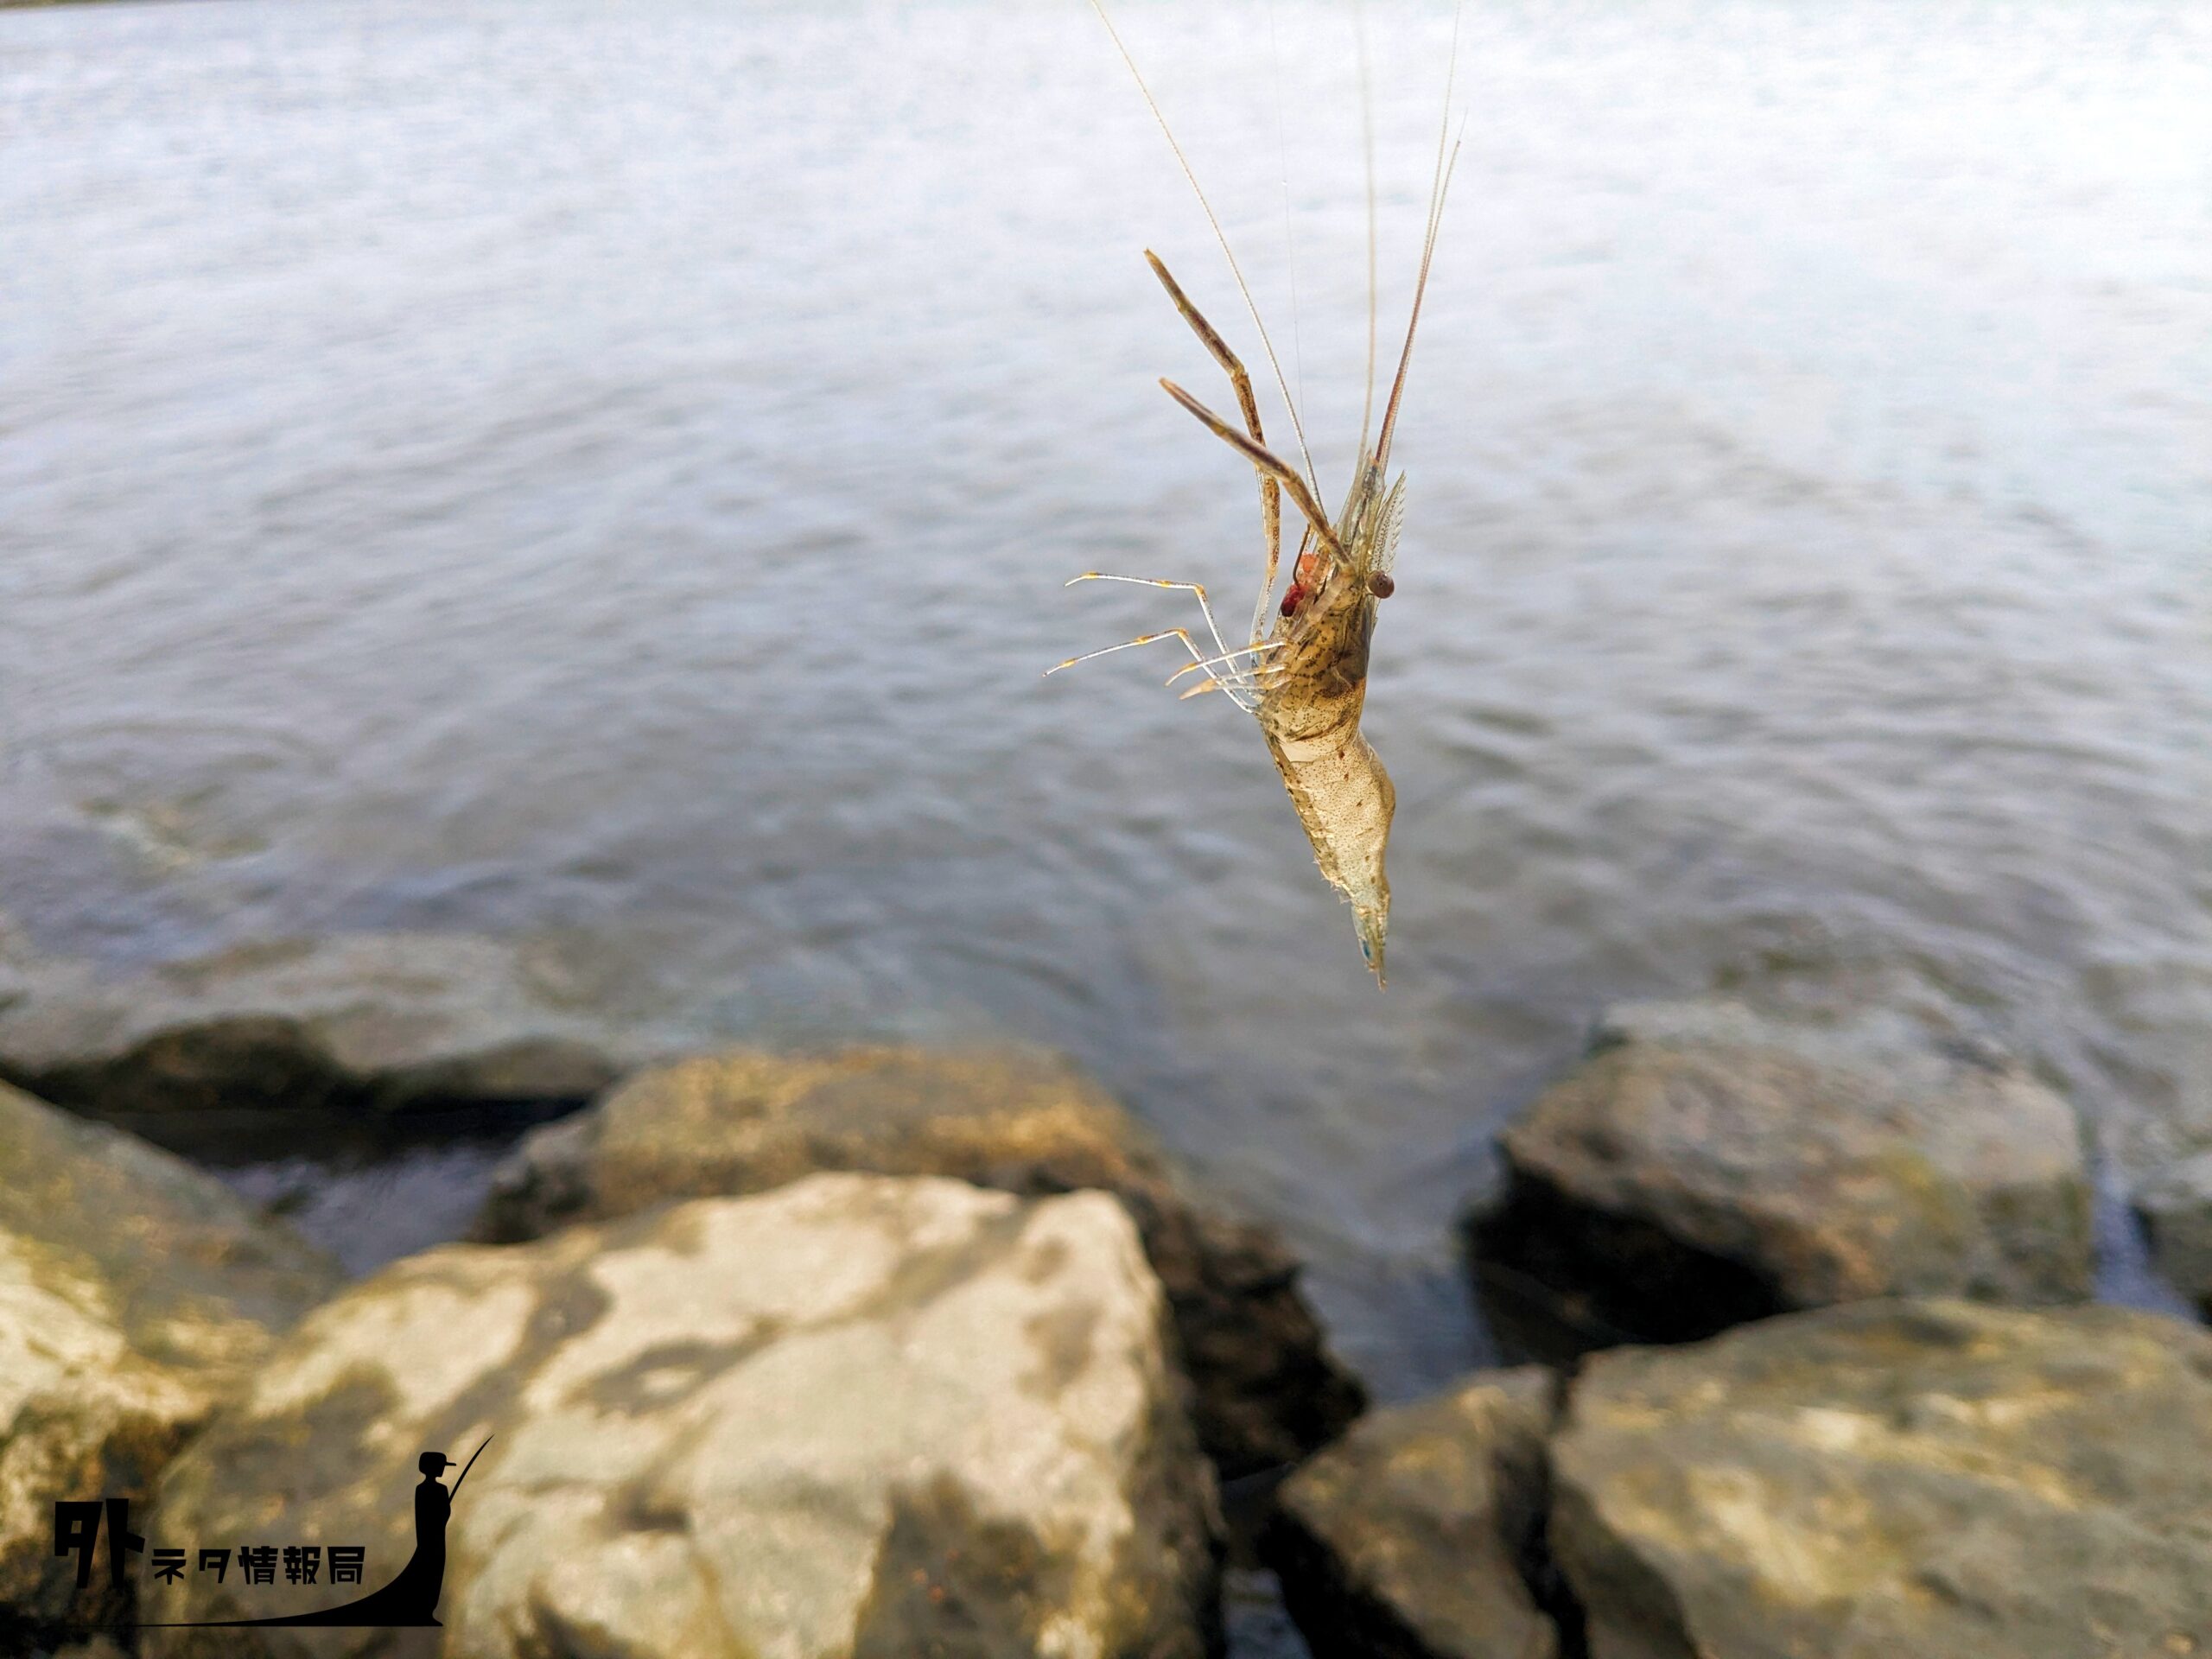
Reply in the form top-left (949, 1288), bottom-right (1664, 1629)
top-left (5, 0), bottom-right (2210, 1421)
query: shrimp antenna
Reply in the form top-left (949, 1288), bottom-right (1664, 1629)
top-left (1089, 0), bottom-right (1324, 503)
top-left (1373, 0), bottom-right (1465, 476)
top-left (1352, 0), bottom-right (1380, 474)
top-left (1266, 0), bottom-right (1306, 448)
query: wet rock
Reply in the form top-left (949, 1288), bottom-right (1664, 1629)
top-left (1551, 1299), bottom-right (2212, 1659)
top-left (1471, 997), bottom-right (2092, 1344)
top-left (143, 1172), bottom-right (1224, 1659)
top-left (0, 1081), bottom-right (338, 1631)
top-left (0, 931), bottom-right (658, 1120)
top-left (2134, 1148), bottom-right (2212, 1316)
top-left (478, 1045), bottom-right (1365, 1476)
top-left (1266, 1366), bottom-right (1563, 1659)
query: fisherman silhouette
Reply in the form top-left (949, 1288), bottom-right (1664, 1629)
top-left (143, 1437), bottom-right (488, 1630)
top-left (303, 1449), bottom-right (455, 1626)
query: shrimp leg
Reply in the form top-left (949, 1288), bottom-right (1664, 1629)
top-left (1158, 378), bottom-right (1346, 566)
top-left (1044, 626), bottom-right (1275, 709)
top-left (1145, 251), bottom-right (1284, 647)
top-left (1060, 572), bottom-right (1245, 669)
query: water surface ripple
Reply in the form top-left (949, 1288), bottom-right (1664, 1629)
top-left (3, 0), bottom-right (2209, 1396)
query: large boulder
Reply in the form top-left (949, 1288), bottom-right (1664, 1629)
top-left (2134, 1148), bottom-right (2212, 1317)
top-left (1550, 1299), bottom-right (2212, 1658)
top-left (476, 1045), bottom-right (1364, 1476)
top-left (1266, 1367), bottom-right (1563, 1659)
top-left (1471, 998), bottom-right (2092, 1343)
top-left (143, 1173), bottom-right (1224, 1659)
top-left (0, 1081), bottom-right (339, 1632)
top-left (0, 931), bottom-right (660, 1120)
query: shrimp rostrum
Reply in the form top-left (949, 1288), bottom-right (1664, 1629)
top-left (1049, 35), bottom-right (1461, 986)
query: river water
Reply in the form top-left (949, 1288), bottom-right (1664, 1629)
top-left (5, 0), bottom-right (2210, 1418)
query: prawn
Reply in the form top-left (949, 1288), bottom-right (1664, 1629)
top-left (1047, 3), bottom-right (1462, 985)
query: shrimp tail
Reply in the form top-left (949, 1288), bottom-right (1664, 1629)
top-left (1263, 722), bottom-right (1395, 985)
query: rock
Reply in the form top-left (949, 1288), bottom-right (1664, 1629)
top-left (2134, 1149), bottom-right (2212, 1316)
top-left (0, 1081), bottom-right (339, 1632)
top-left (1471, 997), bottom-right (2092, 1344)
top-left (0, 931), bottom-right (662, 1120)
top-left (143, 1173), bottom-right (1224, 1659)
top-left (477, 1045), bottom-right (1365, 1476)
top-left (1550, 1299), bottom-right (2212, 1659)
top-left (1266, 1366), bottom-right (1564, 1659)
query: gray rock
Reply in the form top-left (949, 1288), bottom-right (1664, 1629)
top-left (0, 931), bottom-right (662, 1118)
top-left (1267, 1367), bottom-right (1562, 1659)
top-left (1472, 996), bottom-right (2092, 1343)
top-left (477, 1044), bottom-right (1365, 1476)
top-left (0, 929), bottom-right (664, 1123)
top-left (0, 1081), bottom-right (339, 1630)
top-left (143, 1173), bottom-right (1224, 1659)
top-left (1550, 1299), bottom-right (2212, 1659)
top-left (2134, 1148), bottom-right (2212, 1315)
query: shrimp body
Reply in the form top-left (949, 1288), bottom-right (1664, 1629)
top-left (1255, 461), bottom-right (1404, 979)
top-left (1259, 559), bottom-right (1395, 979)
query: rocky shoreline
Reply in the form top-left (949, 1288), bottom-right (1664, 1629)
top-left (4, 929), bottom-right (2209, 1656)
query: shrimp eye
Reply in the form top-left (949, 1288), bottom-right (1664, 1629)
top-left (1367, 572), bottom-right (1395, 599)
top-left (1279, 582), bottom-right (1307, 618)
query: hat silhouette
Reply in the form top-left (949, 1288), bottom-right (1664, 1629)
top-left (418, 1452), bottom-right (452, 1476)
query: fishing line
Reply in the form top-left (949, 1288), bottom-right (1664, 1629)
top-left (1265, 0), bottom-right (1308, 459)
top-left (1087, 0), bottom-right (1325, 501)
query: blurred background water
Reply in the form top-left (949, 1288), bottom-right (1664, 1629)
top-left (3, 0), bottom-right (2209, 1409)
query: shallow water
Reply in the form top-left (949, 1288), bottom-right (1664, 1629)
top-left (5, 0), bottom-right (2210, 1423)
